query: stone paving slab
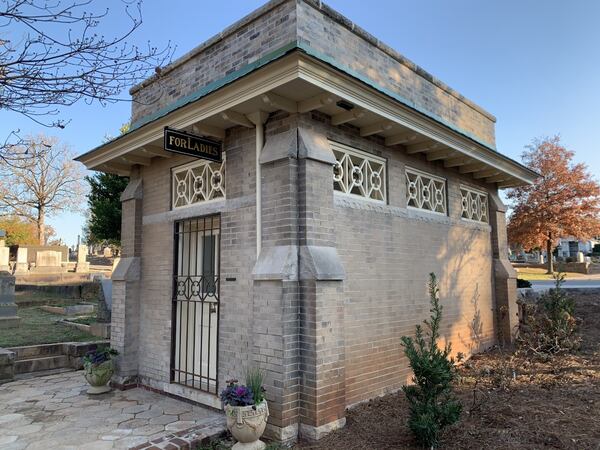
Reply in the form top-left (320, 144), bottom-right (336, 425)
top-left (0, 371), bottom-right (225, 449)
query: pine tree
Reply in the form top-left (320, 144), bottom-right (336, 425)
top-left (85, 173), bottom-right (129, 245)
top-left (400, 273), bottom-right (462, 448)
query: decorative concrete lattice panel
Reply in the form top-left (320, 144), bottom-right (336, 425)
top-left (406, 167), bottom-right (447, 214)
top-left (460, 185), bottom-right (489, 223)
top-left (332, 141), bottom-right (386, 203)
top-left (172, 158), bottom-right (226, 209)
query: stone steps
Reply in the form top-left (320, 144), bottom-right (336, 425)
top-left (14, 355), bottom-right (70, 374)
top-left (9, 343), bottom-right (65, 360)
top-left (2, 341), bottom-right (108, 382)
top-left (9, 343), bottom-right (72, 376)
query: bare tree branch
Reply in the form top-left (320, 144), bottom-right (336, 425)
top-left (0, 0), bottom-right (173, 156)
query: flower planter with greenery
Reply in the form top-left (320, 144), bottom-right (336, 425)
top-left (82, 345), bottom-right (118, 394)
top-left (220, 369), bottom-right (269, 450)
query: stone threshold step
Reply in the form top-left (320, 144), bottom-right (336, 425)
top-left (8, 343), bottom-right (65, 360)
top-left (14, 355), bottom-right (70, 374)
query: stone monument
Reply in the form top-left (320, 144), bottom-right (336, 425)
top-left (75, 244), bottom-right (90, 273)
top-left (0, 271), bottom-right (19, 328)
top-left (31, 250), bottom-right (64, 273)
top-left (14, 247), bottom-right (28, 274)
top-left (0, 231), bottom-right (9, 272)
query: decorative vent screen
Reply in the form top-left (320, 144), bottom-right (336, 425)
top-left (331, 141), bottom-right (387, 203)
top-left (405, 167), bottom-right (447, 214)
top-left (460, 185), bottom-right (488, 223)
top-left (172, 158), bottom-right (225, 209)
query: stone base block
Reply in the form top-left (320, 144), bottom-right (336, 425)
top-left (14, 262), bottom-right (28, 275)
top-left (75, 262), bottom-right (90, 273)
top-left (30, 266), bottom-right (67, 274)
top-left (300, 417), bottom-right (346, 441)
top-left (0, 316), bottom-right (20, 328)
top-left (89, 322), bottom-right (111, 338)
top-left (264, 422), bottom-right (298, 444)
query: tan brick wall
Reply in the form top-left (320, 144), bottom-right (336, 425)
top-left (294, 112), bottom-right (497, 407)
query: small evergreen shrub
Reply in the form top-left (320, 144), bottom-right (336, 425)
top-left (400, 273), bottom-right (462, 448)
top-left (517, 278), bottom-right (532, 288)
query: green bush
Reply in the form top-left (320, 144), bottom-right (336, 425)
top-left (400, 273), bottom-right (462, 448)
top-left (518, 272), bottom-right (580, 356)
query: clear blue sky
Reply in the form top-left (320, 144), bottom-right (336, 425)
top-left (2, 0), bottom-right (599, 246)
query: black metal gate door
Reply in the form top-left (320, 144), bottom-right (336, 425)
top-left (171, 215), bottom-right (220, 394)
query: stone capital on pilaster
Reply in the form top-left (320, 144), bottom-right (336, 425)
top-left (120, 177), bottom-right (143, 202)
top-left (297, 127), bottom-right (336, 165)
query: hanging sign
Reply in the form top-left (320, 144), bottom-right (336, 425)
top-left (164, 127), bottom-right (222, 162)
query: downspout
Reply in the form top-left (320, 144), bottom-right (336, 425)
top-left (247, 111), bottom-right (269, 258)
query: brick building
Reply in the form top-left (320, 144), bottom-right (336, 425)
top-left (76, 0), bottom-right (537, 443)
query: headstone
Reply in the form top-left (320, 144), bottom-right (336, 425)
top-left (98, 279), bottom-right (112, 321)
top-left (30, 250), bottom-right (65, 273)
top-left (577, 251), bottom-right (585, 263)
top-left (75, 244), bottom-right (90, 273)
top-left (0, 247), bottom-right (8, 272)
top-left (14, 248), bottom-right (28, 274)
top-left (0, 271), bottom-right (19, 328)
top-left (103, 247), bottom-right (113, 258)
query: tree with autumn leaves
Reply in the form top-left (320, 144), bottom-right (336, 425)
top-left (507, 136), bottom-right (600, 273)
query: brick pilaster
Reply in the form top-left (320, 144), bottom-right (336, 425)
top-left (489, 192), bottom-right (519, 344)
top-left (111, 166), bottom-right (143, 386)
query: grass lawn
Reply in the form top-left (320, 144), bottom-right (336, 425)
top-left (68, 316), bottom-right (98, 325)
top-left (14, 290), bottom-right (97, 307)
top-left (0, 306), bottom-right (98, 347)
top-left (515, 266), bottom-right (588, 281)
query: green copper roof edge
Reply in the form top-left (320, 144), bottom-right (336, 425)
top-left (75, 41), bottom-right (300, 160)
top-left (294, 42), bottom-right (498, 152)
top-left (79, 41), bottom-right (536, 178)
top-left (130, 40), bottom-right (299, 131)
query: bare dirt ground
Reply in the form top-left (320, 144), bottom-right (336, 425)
top-left (295, 291), bottom-right (600, 449)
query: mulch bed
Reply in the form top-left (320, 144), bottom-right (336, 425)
top-left (295, 291), bottom-right (600, 449)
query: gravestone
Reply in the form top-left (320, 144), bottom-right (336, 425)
top-left (14, 248), bottom-right (28, 274)
top-left (98, 279), bottom-right (112, 322)
top-left (31, 250), bottom-right (64, 273)
top-left (103, 247), bottom-right (113, 258)
top-left (0, 271), bottom-right (19, 328)
top-left (577, 251), bottom-right (585, 263)
top-left (0, 247), bottom-right (8, 272)
top-left (75, 244), bottom-right (90, 273)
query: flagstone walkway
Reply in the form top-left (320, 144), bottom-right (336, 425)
top-left (0, 370), bottom-right (226, 450)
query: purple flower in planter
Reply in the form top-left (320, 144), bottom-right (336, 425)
top-left (220, 381), bottom-right (255, 407)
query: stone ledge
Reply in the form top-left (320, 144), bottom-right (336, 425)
top-left (299, 246), bottom-right (345, 281)
top-left (131, 418), bottom-right (227, 450)
top-left (252, 245), bottom-right (298, 281)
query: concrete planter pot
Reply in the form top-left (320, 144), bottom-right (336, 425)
top-left (83, 359), bottom-right (114, 394)
top-left (225, 400), bottom-right (269, 450)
